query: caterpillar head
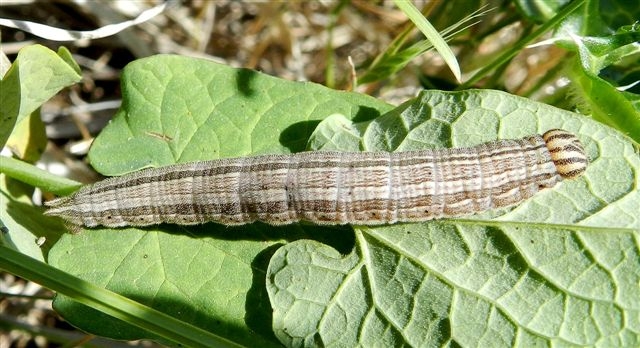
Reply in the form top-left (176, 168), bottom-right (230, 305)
top-left (542, 129), bottom-right (588, 179)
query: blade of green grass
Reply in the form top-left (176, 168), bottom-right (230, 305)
top-left (393, 0), bottom-right (461, 82)
top-left (359, 6), bottom-right (488, 85)
top-left (0, 245), bottom-right (242, 348)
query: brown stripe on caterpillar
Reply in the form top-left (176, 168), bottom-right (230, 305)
top-left (45, 129), bottom-right (587, 229)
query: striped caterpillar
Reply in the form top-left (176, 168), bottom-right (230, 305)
top-left (45, 129), bottom-right (587, 228)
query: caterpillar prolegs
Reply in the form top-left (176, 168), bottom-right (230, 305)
top-left (45, 129), bottom-right (587, 228)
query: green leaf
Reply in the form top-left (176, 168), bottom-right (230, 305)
top-left (561, 0), bottom-right (640, 37)
top-left (267, 89), bottom-right (640, 347)
top-left (569, 59), bottom-right (640, 143)
top-left (5, 111), bottom-right (48, 162)
top-left (0, 45), bottom-right (81, 148)
top-left (549, 1), bottom-right (640, 142)
top-left (0, 45), bottom-right (81, 257)
top-left (49, 55), bottom-right (391, 346)
top-left (45, 55), bottom-right (638, 347)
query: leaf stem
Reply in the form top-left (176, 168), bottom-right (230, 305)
top-left (0, 156), bottom-right (81, 195)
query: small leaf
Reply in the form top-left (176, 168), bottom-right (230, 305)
top-left (549, 1), bottom-right (640, 142)
top-left (306, 113), bottom-right (365, 151)
top-left (569, 59), bottom-right (640, 143)
top-left (0, 45), bottom-right (81, 148)
top-left (5, 111), bottom-right (48, 162)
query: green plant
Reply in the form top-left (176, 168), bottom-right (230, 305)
top-left (1, 1), bottom-right (639, 347)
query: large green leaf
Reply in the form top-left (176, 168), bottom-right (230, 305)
top-left (46, 55), bottom-right (638, 347)
top-left (48, 55), bottom-right (391, 346)
top-left (267, 90), bottom-right (640, 347)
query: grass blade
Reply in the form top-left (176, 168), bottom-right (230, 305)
top-left (393, 0), bottom-right (461, 82)
top-left (0, 245), bottom-right (242, 348)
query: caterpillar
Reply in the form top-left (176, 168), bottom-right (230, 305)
top-left (45, 129), bottom-right (587, 228)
